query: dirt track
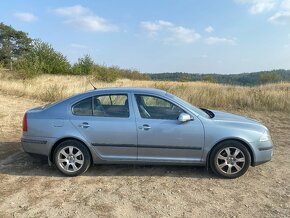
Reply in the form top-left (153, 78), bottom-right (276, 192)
top-left (0, 93), bottom-right (289, 217)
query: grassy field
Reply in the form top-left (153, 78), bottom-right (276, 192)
top-left (1, 71), bottom-right (289, 112)
top-left (0, 92), bottom-right (289, 217)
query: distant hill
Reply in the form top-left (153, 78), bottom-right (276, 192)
top-left (147, 69), bottom-right (290, 86)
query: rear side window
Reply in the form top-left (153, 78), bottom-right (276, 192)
top-left (97, 95), bottom-right (127, 106)
top-left (93, 94), bottom-right (129, 117)
top-left (72, 97), bottom-right (92, 116)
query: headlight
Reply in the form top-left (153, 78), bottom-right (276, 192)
top-left (259, 131), bottom-right (270, 142)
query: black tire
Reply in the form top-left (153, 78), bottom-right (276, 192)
top-left (210, 140), bottom-right (251, 179)
top-left (54, 140), bottom-right (91, 176)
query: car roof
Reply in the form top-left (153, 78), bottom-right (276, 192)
top-left (58, 87), bottom-right (167, 105)
top-left (92, 87), bottom-right (166, 93)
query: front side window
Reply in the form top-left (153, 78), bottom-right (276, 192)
top-left (72, 97), bottom-right (93, 116)
top-left (135, 95), bottom-right (184, 120)
top-left (93, 94), bottom-right (129, 117)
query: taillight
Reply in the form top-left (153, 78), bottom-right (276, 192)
top-left (23, 113), bottom-right (27, 132)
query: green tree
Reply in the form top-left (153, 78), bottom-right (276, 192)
top-left (103, 66), bottom-right (149, 80)
top-left (14, 52), bottom-right (41, 78)
top-left (259, 72), bottom-right (281, 84)
top-left (0, 22), bottom-right (32, 69)
top-left (31, 40), bottom-right (71, 74)
top-left (203, 75), bottom-right (217, 83)
top-left (178, 74), bottom-right (191, 82)
top-left (72, 55), bottom-right (95, 75)
top-left (15, 39), bottom-right (71, 77)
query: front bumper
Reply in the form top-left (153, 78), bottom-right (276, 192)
top-left (250, 140), bottom-right (273, 166)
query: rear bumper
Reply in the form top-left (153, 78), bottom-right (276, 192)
top-left (21, 136), bottom-right (55, 157)
top-left (250, 140), bottom-right (273, 166)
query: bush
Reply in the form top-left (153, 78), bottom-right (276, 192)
top-left (14, 53), bottom-right (41, 79)
top-left (93, 65), bottom-right (118, 82)
top-left (72, 55), bottom-right (94, 75)
top-left (111, 66), bottom-right (150, 80)
top-left (32, 40), bottom-right (71, 74)
top-left (14, 39), bottom-right (71, 78)
top-left (203, 75), bottom-right (217, 83)
top-left (259, 72), bottom-right (281, 84)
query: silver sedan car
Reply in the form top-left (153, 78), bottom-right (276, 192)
top-left (21, 88), bottom-right (273, 178)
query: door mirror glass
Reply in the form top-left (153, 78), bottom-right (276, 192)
top-left (178, 113), bottom-right (192, 122)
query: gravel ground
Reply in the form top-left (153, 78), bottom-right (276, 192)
top-left (0, 93), bottom-right (289, 217)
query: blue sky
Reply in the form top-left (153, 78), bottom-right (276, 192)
top-left (1, 0), bottom-right (290, 74)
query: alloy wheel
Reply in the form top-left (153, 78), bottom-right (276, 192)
top-left (216, 147), bottom-right (246, 175)
top-left (57, 146), bottom-right (84, 172)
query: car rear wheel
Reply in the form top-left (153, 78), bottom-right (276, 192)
top-left (54, 140), bottom-right (91, 176)
top-left (210, 140), bottom-right (251, 179)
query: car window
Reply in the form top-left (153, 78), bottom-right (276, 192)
top-left (165, 93), bottom-right (209, 118)
top-left (72, 97), bottom-right (93, 116)
top-left (93, 94), bottom-right (129, 117)
top-left (135, 95), bottom-right (184, 120)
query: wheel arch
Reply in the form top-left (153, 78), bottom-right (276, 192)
top-left (49, 137), bottom-right (93, 164)
top-left (206, 138), bottom-right (255, 167)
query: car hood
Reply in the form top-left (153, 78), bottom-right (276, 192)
top-left (209, 110), bottom-right (267, 131)
top-left (211, 110), bottom-right (257, 123)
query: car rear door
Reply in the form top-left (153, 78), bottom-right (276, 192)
top-left (70, 93), bottom-right (137, 161)
top-left (133, 94), bottom-right (204, 163)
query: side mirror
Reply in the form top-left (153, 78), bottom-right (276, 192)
top-left (178, 113), bottom-right (192, 122)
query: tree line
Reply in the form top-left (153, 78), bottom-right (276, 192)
top-left (1, 22), bottom-right (289, 85)
top-left (147, 70), bottom-right (290, 86)
top-left (0, 22), bottom-right (149, 81)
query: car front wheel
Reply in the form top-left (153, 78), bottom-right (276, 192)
top-left (210, 140), bottom-right (251, 179)
top-left (54, 140), bottom-right (91, 176)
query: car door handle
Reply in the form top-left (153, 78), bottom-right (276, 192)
top-left (79, 122), bottom-right (90, 128)
top-left (142, 124), bottom-right (151, 130)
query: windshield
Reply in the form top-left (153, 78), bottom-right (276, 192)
top-left (166, 93), bottom-right (210, 118)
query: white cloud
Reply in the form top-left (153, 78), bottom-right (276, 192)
top-left (265, 0), bottom-right (290, 24)
top-left (65, 15), bottom-right (118, 32)
top-left (268, 11), bottom-right (290, 24)
top-left (141, 20), bottom-right (200, 44)
top-left (54, 5), bottom-right (89, 16)
top-left (205, 26), bottom-right (214, 33)
top-left (54, 5), bottom-right (118, 32)
top-left (166, 26), bottom-right (201, 43)
top-left (236, 0), bottom-right (276, 14)
top-left (249, 1), bottom-right (276, 14)
top-left (158, 20), bottom-right (174, 27)
top-left (205, 37), bottom-right (237, 45)
top-left (13, 12), bottom-right (37, 22)
top-left (281, 0), bottom-right (290, 10)
top-left (141, 21), bottom-right (162, 32)
top-left (141, 20), bottom-right (174, 32)
top-left (236, 0), bottom-right (290, 25)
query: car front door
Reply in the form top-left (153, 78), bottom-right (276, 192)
top-left (134, 94), bottom-right (204, 163)
top-left (70, 93), bottom-right (137, 161)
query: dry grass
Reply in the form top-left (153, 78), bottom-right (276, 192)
top-left (0, 71), bottom-right (289, 112)
top-left (0, 91), bottom-right (289, 217)
top-left (0, 72), bottom-right (289, 217)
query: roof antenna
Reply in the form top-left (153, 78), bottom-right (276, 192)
top-left (89, 81), bottom-right (97, 90)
